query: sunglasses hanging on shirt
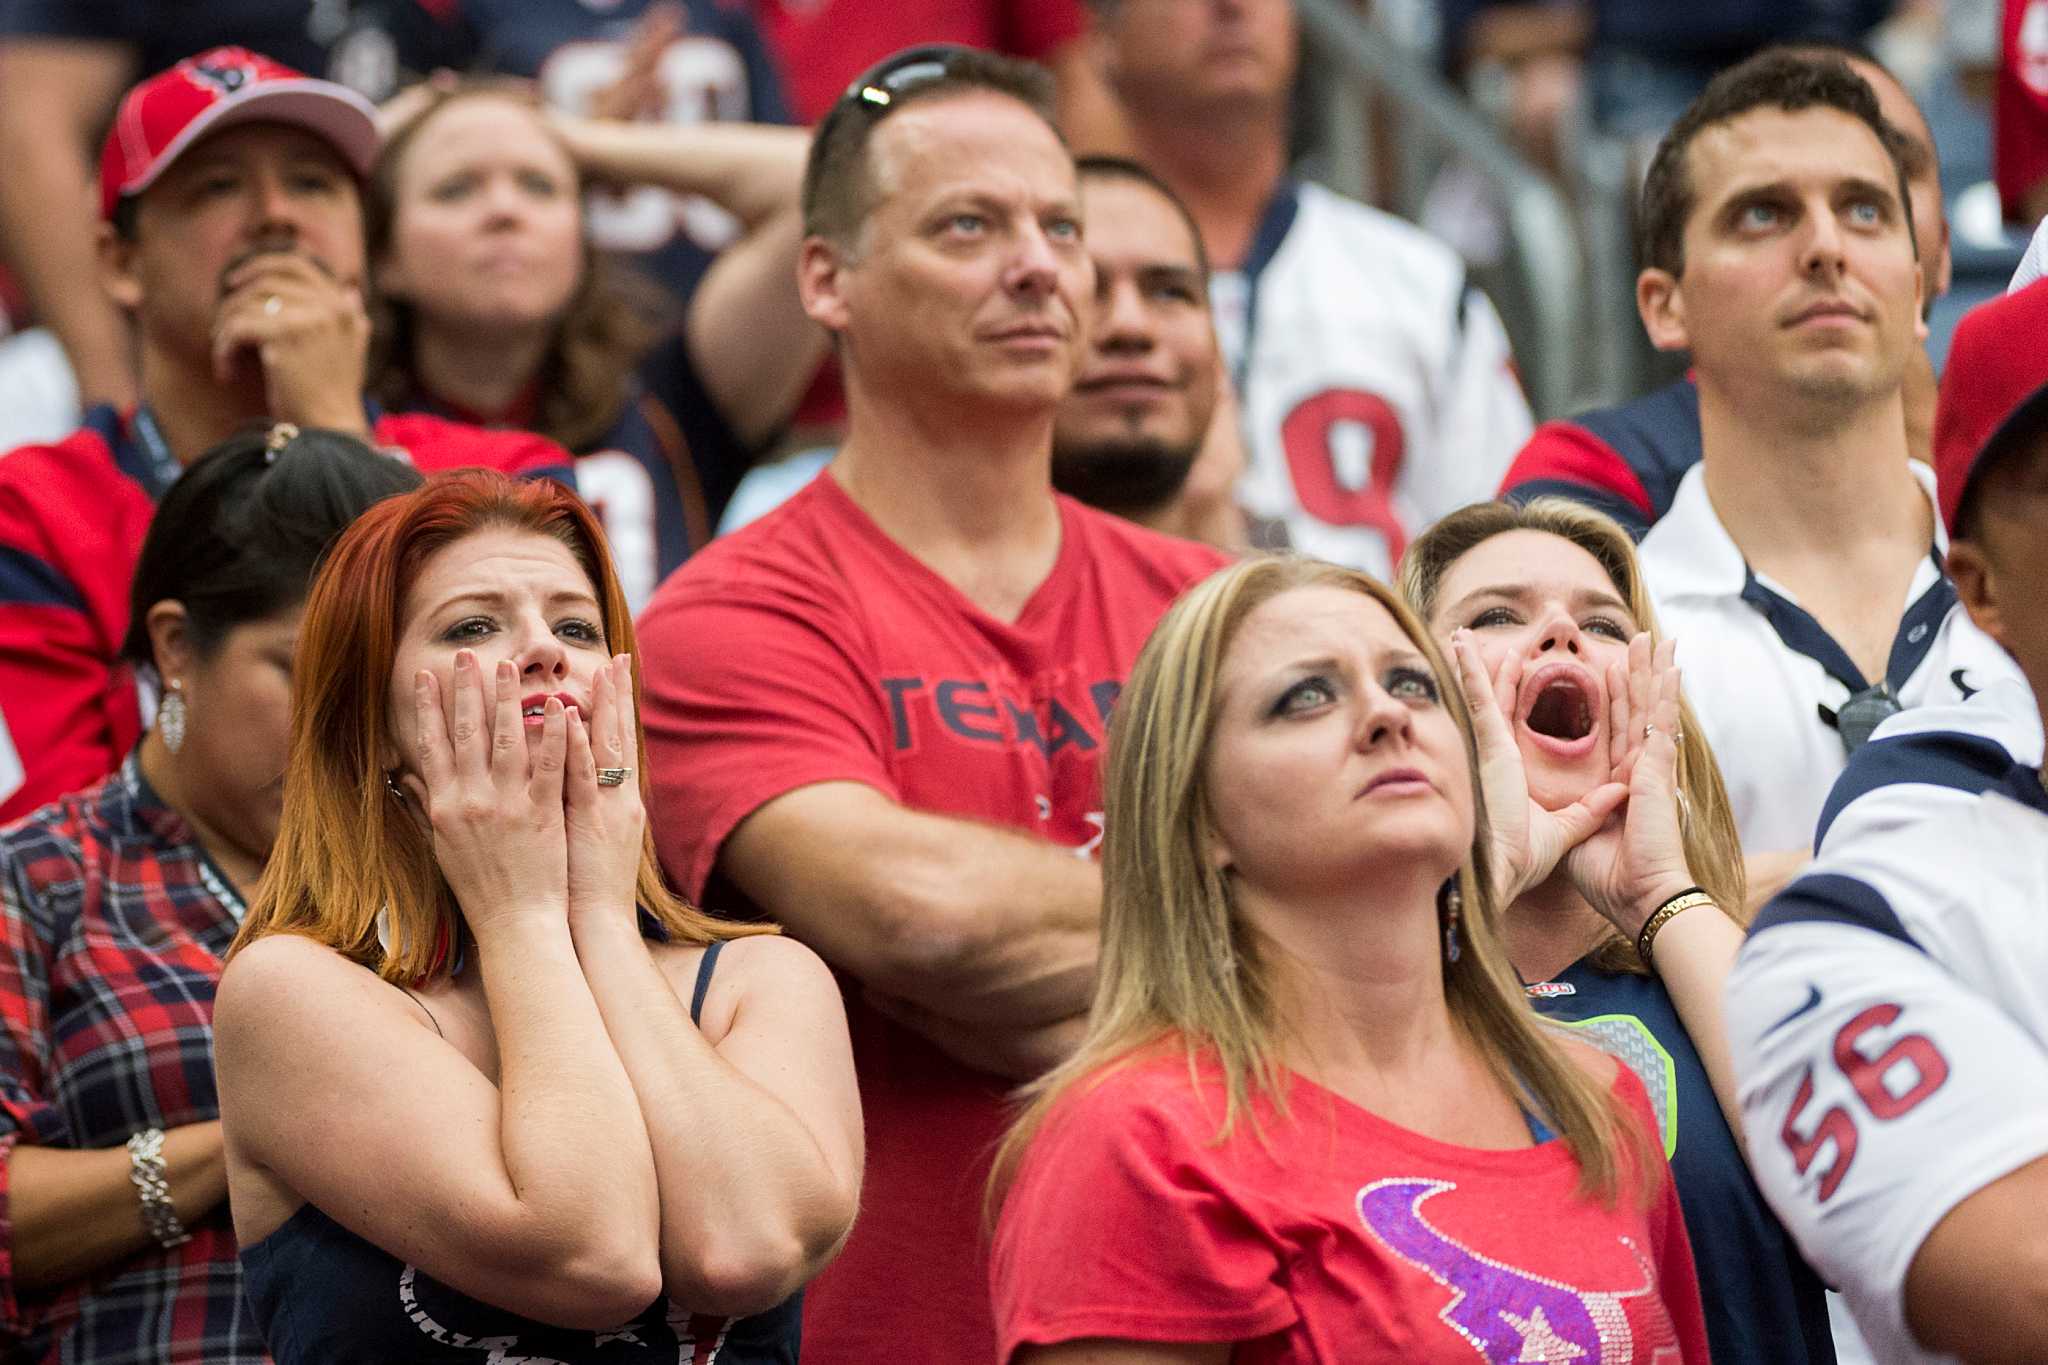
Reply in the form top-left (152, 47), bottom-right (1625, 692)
top-left (1818, 680), bottom-right (1903, 756)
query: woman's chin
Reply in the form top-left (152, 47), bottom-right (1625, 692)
top-left (1524, 752), bottom-right (1609, 813)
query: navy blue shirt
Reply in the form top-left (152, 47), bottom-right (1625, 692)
top-left (1440, 0), bottom-right (1890, 71)
top-left (0, 0), bottom-right (336, 78)
top-left (239, 940), bottom-right (802, 1363)
top-left (339, 0), bottom-right (788, 304)
top-left (1529, 959), bottom-right (1836, 1365)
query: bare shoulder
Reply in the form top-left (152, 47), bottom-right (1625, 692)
top-left (651, 932), bottom-right (840, 1043)
top-left (216, 933), bottom-right (425, 1052)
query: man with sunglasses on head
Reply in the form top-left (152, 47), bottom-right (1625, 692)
top-left (0, 47), bottom-right (570, 825)
top-left (635, 46), bottom-right (1230, 1365)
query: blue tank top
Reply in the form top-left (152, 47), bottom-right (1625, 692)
top-left (239, 941), bottom-right (803, 1363)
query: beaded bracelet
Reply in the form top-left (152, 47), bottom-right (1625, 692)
top-left (126, 1127), bottom-right (192, 1249)
top-left (1636, 886), bottom-right (1716, 972)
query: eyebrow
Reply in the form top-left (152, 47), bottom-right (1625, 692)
top-left (429, 588), bottom-right (601, 616)
top-left (1717, 172), bottom-right (1900, 216)
top-left (1441, 582), bottom-right (1633, 621)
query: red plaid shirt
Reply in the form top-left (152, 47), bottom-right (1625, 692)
top-left (0, 753), bottom-right (266, 1363)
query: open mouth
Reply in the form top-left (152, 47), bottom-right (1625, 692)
top-left (1519, 669), bottom-right (1598, 754)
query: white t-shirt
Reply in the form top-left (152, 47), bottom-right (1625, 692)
top-left (1728, 765), bottom-right (2048, 1363)
top-left (1212, 180), bottom-right (1532, 577)
top-left (1639, 461), bottom-right (2023, 855)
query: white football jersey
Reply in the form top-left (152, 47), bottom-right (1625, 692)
top-left (1212, 181), bottom-right (1533, 577)
top-left (1728, 768), bottom-right (2048, 1363)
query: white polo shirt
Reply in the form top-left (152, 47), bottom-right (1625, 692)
top-left (1639, 461), bottom-right (2023, 855)
top-left (1728, 762), bottom-right (2048, 1363)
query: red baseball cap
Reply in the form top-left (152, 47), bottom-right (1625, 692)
top-left (1933, 279), bottom-right (2048, 537)
top-left (99, 47), bottom-right (380, 221)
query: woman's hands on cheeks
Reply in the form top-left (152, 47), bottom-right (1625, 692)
top-left (1564, 635), bottom-right (1697, 938)
top-left (1450, 629), bottom-right (1627, 905)
top-left (564, 654), bottom-right (645, 930)
top-left (405, 650), bottom-right (570, 929)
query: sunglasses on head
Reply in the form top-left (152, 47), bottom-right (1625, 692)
top-left (816, 44), bottom-right (982, 147)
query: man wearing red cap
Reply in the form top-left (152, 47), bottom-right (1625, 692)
top-left (1729, 278), bottom-right (2048, 1365)
top-left (0, 47), bottom-right (571, 823)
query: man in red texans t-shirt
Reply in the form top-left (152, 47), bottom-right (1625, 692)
top-left (0, 47), bottom-right (571, 822)
top-left (637, 45), bottom-right (1228, 1365)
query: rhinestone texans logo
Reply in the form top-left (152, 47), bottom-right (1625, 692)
top-left (1356, 1179), bottom-right (1681, 1363)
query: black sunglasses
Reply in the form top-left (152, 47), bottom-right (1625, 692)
top-left (815, 44), bottom-right (982, 148)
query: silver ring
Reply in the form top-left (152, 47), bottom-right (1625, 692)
top-left (596, 766), bottom-right (632, 787)
top-left (262, 295), bottom-right (282, 317)
top-left (1645, 722), bottom-right (1657, 739)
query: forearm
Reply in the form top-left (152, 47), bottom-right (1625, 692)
top-left (9, 1123), bottom-right (225, 1289)
top-left (571, 918), bottom-right (852, 1311)
top-left (0, 141), bottom-right (134, 407)
top-left (0, 46), bottom-right (138, 407)
top-left (863, 828), bottom-right (1099, 1023)
top-left (1643, 905), bottom-right (1746, 1139)
top-left (472, 917), bottom-right (659, 1243)
top-left (1743, 849), bottom-right (1808, 917)
top-left (555, 119), bottom-right (808, 228)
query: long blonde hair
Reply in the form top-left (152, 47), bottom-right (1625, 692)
top-left (989, 556), bottom-right (1658, 1218)
top-left (231, 471), bottom-right (771, 983)
top-left (1399, 497), bottom-right (1747, 971)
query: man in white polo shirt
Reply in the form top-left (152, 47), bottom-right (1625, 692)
top-left (1727, 276), bottom-right (2048, 1365)
top-left (1630, 50), bottom-right (2020, 905)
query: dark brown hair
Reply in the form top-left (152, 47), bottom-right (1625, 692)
top-left (1636, 51), bottom-right (1916, 278)
top-left (801, 47), bottom-right (1059, 251)
top-left (365, 83), bottom-right (671, 453)
top-left (1075, 155), bottom-right (1212, 278)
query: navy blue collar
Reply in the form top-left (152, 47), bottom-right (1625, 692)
top-left (1225, 178), bottom-right (1301, 397)
top-left (1739, 551), bottom-right (1955, 694)
top-left (112, 399), bottom-right (385, 501)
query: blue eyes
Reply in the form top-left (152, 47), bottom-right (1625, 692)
top-left (1468, 605), bottom-right (1629, 641)
top-left (1272, 668), bottom-right (1439, 716)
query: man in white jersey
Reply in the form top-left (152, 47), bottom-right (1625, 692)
top-left (1728, 277), bottom-right (2048, 1365)
top-left (1629, 51), bottom-right (2019, 909)
top-left (1086, 0), bottom-right (1532, 576)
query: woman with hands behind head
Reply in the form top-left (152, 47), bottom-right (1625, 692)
top-left (1402, 498), bottom-right (1835, 1364)
top-left (989, 555), bottom-right (1708, 1364)
top-left (214, 471), bottom-right (860, 1363)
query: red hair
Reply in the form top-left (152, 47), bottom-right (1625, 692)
top-left (233, 470), bottom-right (767, 982)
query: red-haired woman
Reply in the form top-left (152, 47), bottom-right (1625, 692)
top-left (213, 471), bottom-right (861, 1363)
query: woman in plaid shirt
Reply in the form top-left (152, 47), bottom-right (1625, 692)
top-left (0, 427), bottom-right (422, 1364)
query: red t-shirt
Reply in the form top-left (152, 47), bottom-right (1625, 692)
top-left (2000, 0), bottom-right (2048, 221)
top-left (636, 470), bottom-right (1229, 1364)
top-left (752, 0), bottom-right (1090, 124)
top-left (994, 1049), bottom-right (1712, 1364)
top-left (0, 406), bottom-right (570, 823)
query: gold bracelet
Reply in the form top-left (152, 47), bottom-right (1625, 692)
top-left (1636, 887), bottom-right (1715, 972)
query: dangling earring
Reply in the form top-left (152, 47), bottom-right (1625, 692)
top-left (156, 679), bottom-right (187, 755)
top-left (384, 771), bottom-right (407, 804)
top-left (1439, 879), bottom-right (1464, 964)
